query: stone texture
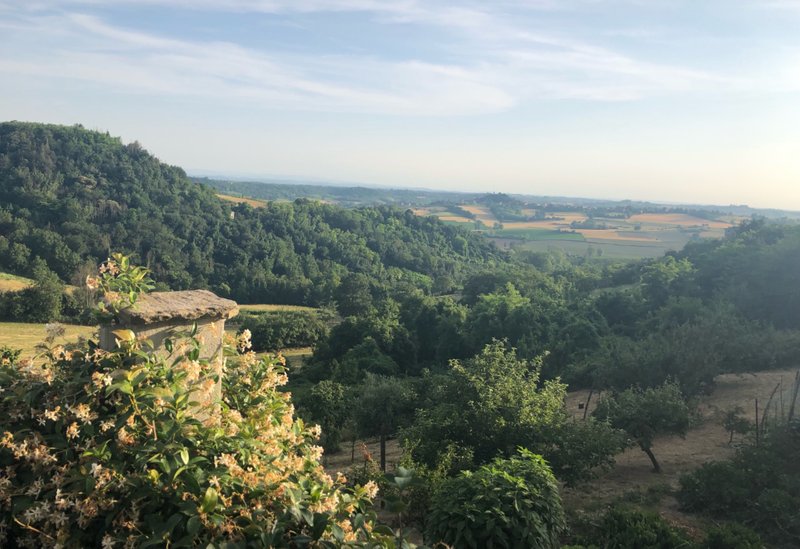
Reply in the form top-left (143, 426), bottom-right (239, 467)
top-left (115, 289), bottom-right (238, 324)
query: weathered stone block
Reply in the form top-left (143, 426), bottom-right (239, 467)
top-left (99, 290), bottom-right (239, 420)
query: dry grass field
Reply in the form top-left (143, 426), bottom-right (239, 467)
top-left (579, 229), bottom-right (659, 242)
top-left (217, 193), bottom-right (268, 208)
top-left (460, 205), bottom-right (498, 226)
top-left (238, 303), bottom-right (319, 313)
top-left (0, 273), bottom-right (33, 292)
top-left (627, 212), bottom-right (732, 230)
top-left (0, 322), bottom-right (96, 356)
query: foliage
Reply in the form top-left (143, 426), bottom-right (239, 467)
top-left (678, 424), bottom-right (800, 546)
top-left (0, 122), bottom-right (500, 308)
top-left (701, 523), bottom-right (763, 549)
top-left (90, 252), bottom-right (155, 320)
top-left (424, 449), bottom-right (566, 549)
top-left (240, 309), bottom-right (332, 352)
top-left (577, 506), bottom-right (692, 549)
top-left (354, 374), bottom-right (418, 471)
top-left (593, 381), bottom-right (690, 473)
top-left (403, 342), bottom-right (625, 485)
top-left (0, 262), bottom-right (397, 548)
top-left (305, 380), bottom-right (352, 452)
top-left (0, 261), bottom-right (64, 323)
top-left (0, 345), bottom-right (21, 367)
top-left (721, 406), bottom-right (752, 444)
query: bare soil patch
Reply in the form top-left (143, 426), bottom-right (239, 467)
top-left (563, 368), bottom-right (798, 529)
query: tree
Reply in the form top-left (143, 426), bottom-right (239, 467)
top-left (305, 380), bottom-right (352, 452)
top-left (425, 449), bottom-right (565, 548)
top-left (593, 381), bottom-right (690, 473)
top-left (404, 341), bottom-right (624, 484)
top-left (353, 374), bottom-right (417, 471)
top-left (26, 260), bottom-right (64, 322)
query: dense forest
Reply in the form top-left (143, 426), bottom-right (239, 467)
top-left (2, 121), bottom-right (800, 547)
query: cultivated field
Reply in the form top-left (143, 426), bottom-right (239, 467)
top-left (217, 193), bottom-right (268, 208)
top-left (460, 205), bottom-right (497, 226)
top-left (410, 206), bottom-right (741, 259)
top-left (0, 322), bottom-right (95, 356)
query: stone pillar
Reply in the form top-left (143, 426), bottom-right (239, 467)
top-left (99, 290), bottom-right (239, 417)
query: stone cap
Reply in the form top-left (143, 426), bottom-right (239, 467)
top-left (117, 290), bottom-right (239, 324)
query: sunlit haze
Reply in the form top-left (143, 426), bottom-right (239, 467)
top-left (2, 1), bottom-right (799, 209)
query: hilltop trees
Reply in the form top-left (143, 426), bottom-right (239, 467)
top-left (0, 122), bottom-right (502, 310)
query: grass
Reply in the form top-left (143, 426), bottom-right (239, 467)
top-left (0, 322), bottom-right (96, 356)
top-left (238, 304), bottom-right (318, 313)
top-left (492, 228), bottom-right (585, 240)
top-left (0, 272), bottom-right (34, 292)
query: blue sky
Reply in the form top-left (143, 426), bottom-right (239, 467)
top-left (1, 1), bottom-right (799, 209)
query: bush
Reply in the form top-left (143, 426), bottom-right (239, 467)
top-left (678, 425), bottom-right (800, 546)
top-left (586, 506), bottom-right (692, 549)
top-left (239, 309), bottom-right (332, 352)
top-left (702, 523), bottom-right (763, 549)
top-left (0, 256), bottom-right (393, 547)
top-left (425, 449), bottom-right (565, 548)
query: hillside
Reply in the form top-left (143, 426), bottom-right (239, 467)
top-left (0, 122), bottom-right (502, 305)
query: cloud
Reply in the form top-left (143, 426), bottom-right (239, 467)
top-left (0, 1), bottom-right (738, 115)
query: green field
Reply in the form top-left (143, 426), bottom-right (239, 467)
top-left (515, 238), bottom-right (682, 260)
top-left (0, 322), bottom-right (96, 356)
top-left (491, 228), bottom-right (585, 240)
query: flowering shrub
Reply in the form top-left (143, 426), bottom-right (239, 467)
top-left (0, 258), bottom-right (395, 547)
top-left (88, 253), bottom-right (155, 320)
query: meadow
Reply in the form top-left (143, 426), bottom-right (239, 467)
top-left (0, 272), bottom-right (33, 292)
top-left (0, 322), bottom-right (95, 355)
top-left (238, 303), bottom-right (319, 313)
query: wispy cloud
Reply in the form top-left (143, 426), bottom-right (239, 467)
top-left (0, 1), bottom-right (744, 115)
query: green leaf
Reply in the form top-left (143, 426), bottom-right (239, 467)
top-left (186, 515), bottom-right (202, 536)
top-left (201, 487), bottom-right (218, 513)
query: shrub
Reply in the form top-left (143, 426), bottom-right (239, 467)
top-left (0, 256), bottom-right (393, 547)
top-left (678, 425), bottom-right (800, 545)
top-left (425, 449), bottom-right (566, 548)
top-left (587, 506), bottom-right (692, 549)
top-left (240, 309), bottom-right (332, 352)
top-left (702, 523), bottom-right (763, 549)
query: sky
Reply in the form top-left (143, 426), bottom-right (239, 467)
top-left (1, 1), bottom-right (799, 209)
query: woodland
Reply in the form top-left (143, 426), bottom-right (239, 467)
top-left (1, 122), bottom-right (799, 547)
